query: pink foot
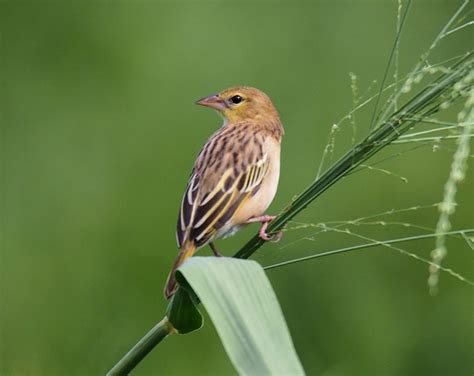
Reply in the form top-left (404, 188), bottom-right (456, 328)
top-left (246, 215), bottom-right (283, 242)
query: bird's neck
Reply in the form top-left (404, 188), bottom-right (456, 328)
top-left (222, 114), bottom-right (284, 142)
top-left (255, 114), bottom-right (284, 141)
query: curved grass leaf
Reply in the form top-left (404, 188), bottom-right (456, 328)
top-left (176, 257), bottom-right (305, 376)
top-left (166, 287), bottom-right (203, 334)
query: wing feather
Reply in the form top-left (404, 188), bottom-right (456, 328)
top-left (176, 122), bottom-right (270, 248)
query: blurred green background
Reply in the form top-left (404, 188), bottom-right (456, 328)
top-left (1, 1), bottom-right (473, 375)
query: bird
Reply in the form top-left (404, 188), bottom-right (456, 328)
top-left (164, 86), bottom-right (284, 299)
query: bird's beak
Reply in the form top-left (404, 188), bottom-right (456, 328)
top-left (195, 94), bottom-right (226, 110)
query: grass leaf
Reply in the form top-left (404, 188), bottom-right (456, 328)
top-left (166, 287), bottom-right (203, 334)
top-left (176, 257), bottom-right (305, 376)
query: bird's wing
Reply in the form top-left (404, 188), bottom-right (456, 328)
top-left (176, 124), bottom-right (269, 248)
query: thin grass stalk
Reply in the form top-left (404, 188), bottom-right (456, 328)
top-left (106, 318), bottom-right (174, 376)
top-left (263, 229), bottom-right (474, 272)
top-left (234, 52), bottom-right (473, 260)
top-left (368, 0), bottom-right (412, 130)
top-left (376, 0), bottom-right (471, 125)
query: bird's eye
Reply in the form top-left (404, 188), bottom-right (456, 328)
top-left (230, 95), bottom-right (243, 104)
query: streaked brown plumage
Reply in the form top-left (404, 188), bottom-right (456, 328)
top-left (164, 86), bottom-right (284, 299)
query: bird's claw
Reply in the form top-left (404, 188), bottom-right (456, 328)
top-left (254, 216), bottom-right (283, 242)
top-left (259, 229), bottom-right (283, 242)
top-left (269, 231), bottom-right (283, 243)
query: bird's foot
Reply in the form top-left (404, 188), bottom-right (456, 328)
top-left (247, 215), bottom-right (283, 242)
top-left (209, 242), bottom-right (223, 257)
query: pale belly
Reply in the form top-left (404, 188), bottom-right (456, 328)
top-left (226, 137), bottom-right (281, 230)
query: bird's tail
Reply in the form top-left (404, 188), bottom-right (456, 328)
top-left (164, 243), bottom-right (196, 299)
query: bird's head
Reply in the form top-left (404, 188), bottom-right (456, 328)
top-left (196, 86), bottom-right (280, 124)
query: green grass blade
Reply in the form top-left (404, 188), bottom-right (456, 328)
top-left (176, 257), bottom-right (305, 376)
top-left (166, 287), bottom-right (203, 334)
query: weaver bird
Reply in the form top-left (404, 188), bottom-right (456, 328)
top-left (164, 86), bottom-right (284, 299)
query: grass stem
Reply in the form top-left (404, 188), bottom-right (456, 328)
top-left (106, 318), bottom-right (175, 376)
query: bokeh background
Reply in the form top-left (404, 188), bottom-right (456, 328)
top-left (1, 1), bottom-right (473, 375)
